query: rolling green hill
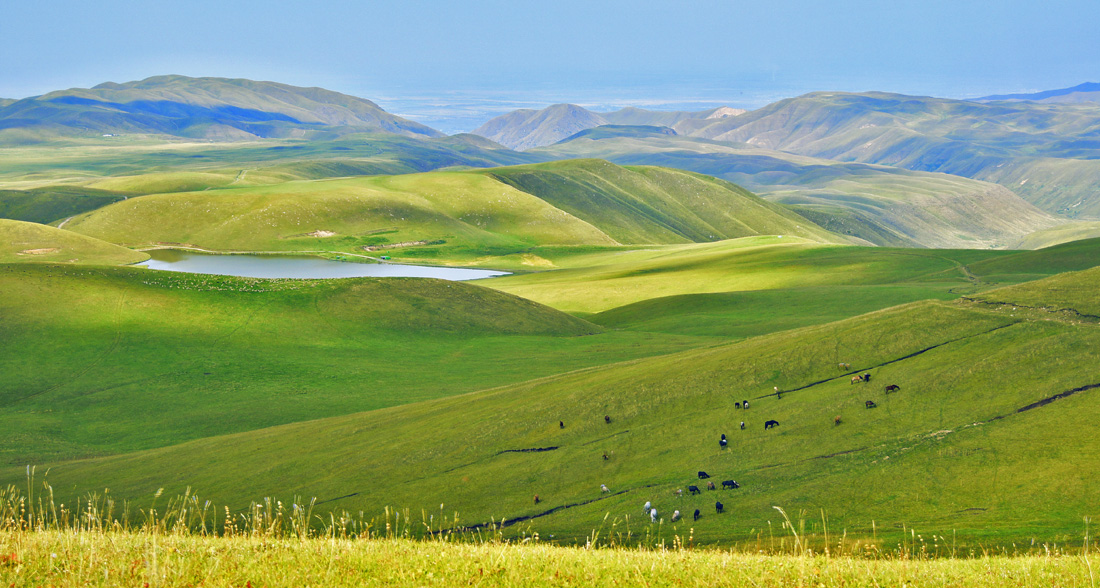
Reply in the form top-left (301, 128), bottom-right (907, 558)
top-left (1011, 221), bottom-right (1100, 249)
top-left (11, 265), bottom-right (1099, 547)
top-left (0, 185), bottom-right (128, 224)
top-left (481, 237), bottom-right (1010, 314)
top-left (0, 263), bottom-right (713, 464)
top-left (0, 219), bottom-right (147, 265)
top-left (480, 159), bottom-right (840, 245)
top-left (62, 171), bottom-right (620, 255)
top-left (0, 75), bottom-right (443, 142)
top-left (60, 161), bottom-right (842, 263)
top-left (537, 129), bottom-right (1062, 249)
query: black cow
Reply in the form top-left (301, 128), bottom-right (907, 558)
top-left (740, 421), bottom-right (745, 430)
top-left (698, 471), bottom-right (710, 479)
top-left (743, 400), bottom-right (750, 409)
top-left (884, 384), bottom-right (900, 394)
top-left (865, 400), bottom-right (877, 409)
top-left (719, 434), bottom-right (727, 448)
top-left (715, 501), bottom-right (724, 514)
top-left (863, 373), bottom-right (872, 383)
top-left (722, 480), bottom-right (739, 489)
top-left (688, 485), bottom-right (701, 495)
top-left (559, 421), bottom-right (564, 429)
top-left (693, 509), bottom-right (701, 521)
top-left (735, 402), bottom-right (742, 409)
top-left (764, 419), bottom-right (779, 429)
top-left (604, 415), bottom-right (611, 424)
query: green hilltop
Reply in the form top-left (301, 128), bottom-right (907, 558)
top-left (0, 219), bottom-right (148, 265)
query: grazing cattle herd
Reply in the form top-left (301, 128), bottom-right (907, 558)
top-left (562, 365), bottom-right (903, 523)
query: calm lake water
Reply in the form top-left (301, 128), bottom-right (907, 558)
top-left (138, 250), bottom-right (510, 281)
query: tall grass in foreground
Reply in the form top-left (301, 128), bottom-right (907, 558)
top-left (2, 476), bottom-right (1099, 586)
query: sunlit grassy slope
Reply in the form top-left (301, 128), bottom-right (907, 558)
top-left (62, 161), bottom-right (841, 261)
top-left (0, 264), bottom-right (712, 464)
top-left (12, 266), bottom-right (1099, 547)
top-left (481, 237), bottom-right (1001, 314)
top-left (63, 172), bottom-right (619, 254)
top-left (480, 159), bottom-right (840, 245)
top-left (0, 219), bottom-right (147, 265)
top-left (0, 185), bottom-right (128, 224)
top-left (1012, 221), bottom-right (1100, 249)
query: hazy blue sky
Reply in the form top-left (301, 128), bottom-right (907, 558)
top-left (3, 0), bottom-right (1098, 129)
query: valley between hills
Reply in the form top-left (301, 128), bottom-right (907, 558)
top-left (2, 75), bottom-right (1100, 550)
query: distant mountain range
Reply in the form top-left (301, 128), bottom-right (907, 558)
top-left (479, 90), bottom-right (1100, 219)
top-left (471, 104), bottom-right (744, 150)
top-left (0, 75), bottom-right (442, 142)
top-left (3, 75), bottom-right (1099, 249)
top-left (978, 82), bottom-right (1100, 103)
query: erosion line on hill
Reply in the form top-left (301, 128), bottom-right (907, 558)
top-left (497, 447), bottom-right (559, 454)
top-left (315, 492), bottom-right (360, 506)
top-left (761, 322), bottom-right (1019, 400)
top-left (581, 430), bottom-right (631, 446)
top-left (434, 484), bottom-right (663, 534)
top-left (755, 446), bottom-right (873, 471)
top-left (1012, 382), bottom-right (1100, 415)
top-left (960, 296), bottom-right (1100, 322)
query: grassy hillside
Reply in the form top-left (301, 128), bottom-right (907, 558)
top-left (63, 171), bottom-right (620, 256)
top-left (481, 159), bottom-right (841, 245)
top-left (1012, 222), bottom-right (1100, 249)
top-left (537, 131), bottom-right (1062, 249)
top-left (61, 162), bottom-right (843, 263)
top-left (0, 185), bottom-right (128, 224)
top-left (482, 237), bottom-right (1014, 314)
top-left (12, 266), bottom-right (1100, 547)
top-left (0, 219), bottom-right (147, 265)
top-left (0, 264), bottom-right (713, 464)
top-left (0, 75), bottom-right (443, 142)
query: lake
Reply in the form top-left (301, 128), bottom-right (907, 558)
top-left (138, 250), bottom-right (510, 281)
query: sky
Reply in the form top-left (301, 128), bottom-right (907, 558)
top-left (3, 0), bottom-right (1099, 132)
